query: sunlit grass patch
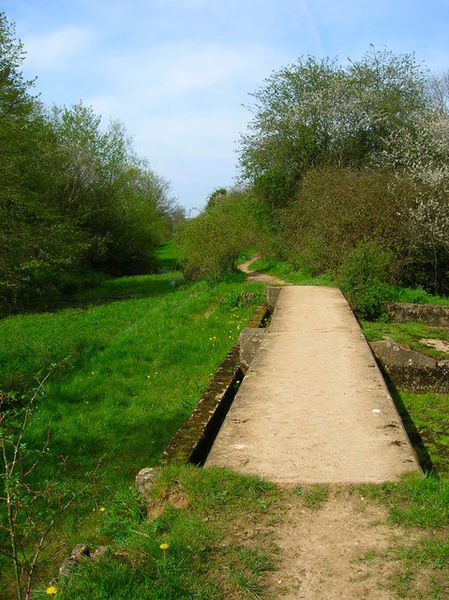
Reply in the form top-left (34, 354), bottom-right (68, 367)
top-left (33, 466), bottom-right (281, 600)
top-left (361, 320), bottom-right (449, 359)
top-left (0, 272), bottom-right (265, 596)
top-left (249, 258), bottom-right (334, 286)
top-left (292, 484), bottom-right (329, 509)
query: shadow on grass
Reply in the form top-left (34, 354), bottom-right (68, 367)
top-left (1, 240), bottom-right (183, 319)
top-left (377, 364), bottom-right (436, 475)
top-left (4, 274), bottom-right (187, 318)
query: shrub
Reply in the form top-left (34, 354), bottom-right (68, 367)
top-left (175, 191), bottom-right (267, 281)
top-left (276, 168), bottom-right (411, 274)
top-left (338, 239), bottom-right (395, 319)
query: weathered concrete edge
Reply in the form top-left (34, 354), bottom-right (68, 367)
top-left (387, 302), bottom-right (449, 326)
top-left (357, 340), bottom-right (423, 474)
top-left (359, 331), bottom-right (423, 474)
top-left (369, 339), bottom-right (449, 393)
top-left (158, 300), bottom-right (273, 467)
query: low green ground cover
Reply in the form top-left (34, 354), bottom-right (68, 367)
top-left (399, 392), bottom-right (449, 476)
top-left (0, 250), bottom-right (265, 597)
top-left (356, 475), bottom-right (449, 598)
top-left (361, 320), bottom-right (449, 359)
top-left (33, 466), bottom-right (281, 600)
top-left (248, 258), bottom-right (334, 286)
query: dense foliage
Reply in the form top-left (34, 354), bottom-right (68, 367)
top-left (176, 187), bottom-right (270, 280)
top-left (178, 47), bottom-right (449, 311)
top-left (0, 12), bottom-right (183, 312)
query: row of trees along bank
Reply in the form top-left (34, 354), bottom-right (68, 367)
top-left (0, 12), bottom-right (184, 313)
top-left (177, 48), bottom-right (449, 313)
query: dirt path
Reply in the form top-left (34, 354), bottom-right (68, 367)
top-left (237, 257), bottom-right (287, 285)
top-left (205, 285), bottom-right (420, 483)
top-left (263, 486), bottom-right (422, 600)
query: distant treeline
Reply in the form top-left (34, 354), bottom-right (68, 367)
top-left (177, 48), bottom-right (449, 315)
top-left (0, 12), bottom-right (184, 312)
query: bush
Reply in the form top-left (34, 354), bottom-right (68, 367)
top-left (276, 168), bottom-right (412, 274)
top-left (175, 191), bottom-right (268, 281)
top-left (338, 239), bottom-right (395, 319)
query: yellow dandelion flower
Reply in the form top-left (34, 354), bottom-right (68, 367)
top-left (91, 371), bottom-right (95, 375)
top-left (160, 543), bottom-right (169, 550)
top-left (99, 507), bottom-right (106, 512)
top-left (46, 586), bottom-right (57, 596)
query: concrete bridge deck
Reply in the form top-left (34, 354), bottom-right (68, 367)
top-left (205, 286), bottom-right (420, 484)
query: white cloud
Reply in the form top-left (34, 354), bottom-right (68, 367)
top-left (23, 26), bottom-right (94, 71)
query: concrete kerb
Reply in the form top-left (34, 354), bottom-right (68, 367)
top-left (370, 338), bottom-right (449, 393)
top-left (135, 288), bottom-right (281, 501)
top-left (387, 302), bottom-right (449, 326)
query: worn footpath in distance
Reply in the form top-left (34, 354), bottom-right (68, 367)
top-left (205, 286), bottom-right (420, 484)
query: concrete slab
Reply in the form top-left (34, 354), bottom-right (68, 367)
top-left (205, 286), bottom-right (421, 484)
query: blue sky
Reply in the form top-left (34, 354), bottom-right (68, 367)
top-left (3, 0), bottom-right (449, 211)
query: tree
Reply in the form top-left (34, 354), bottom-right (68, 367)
top-left (0, 13), bottom-right (88, 308)
top-left (0, 10), bottom-right (182, 311)
top-left (239, 48), bottom-right (433, 208)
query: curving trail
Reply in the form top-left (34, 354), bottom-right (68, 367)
top-left (237, 257), bottom-right (287, 286)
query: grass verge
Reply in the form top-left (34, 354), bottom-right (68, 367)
top-left (32, 465), bottom-right (282, 599)
top-left (247, 258), bottom-right (334, 286)
top-left (361, 320), bottom-right (449, 359)
top-left (356, 474), bottom-right (449, 599)
top-left (0, 264), bottom-right (265, 597)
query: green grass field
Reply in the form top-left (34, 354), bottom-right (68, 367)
top-left (0, 243), bottom-right (266, 598)
top-left (3, 243), bottom-right (449, 599)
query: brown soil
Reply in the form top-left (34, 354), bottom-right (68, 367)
top-left (264, 487), bottom-right (412, 600)
top-left (237, 257), bottom-right (287, 285)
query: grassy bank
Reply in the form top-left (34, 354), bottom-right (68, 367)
top-left (0, 246), bottom-right (265, 598)
top-left (33, 466), bottom-right (282, 600)
top-left (248, 258), bottom-right (335, 286)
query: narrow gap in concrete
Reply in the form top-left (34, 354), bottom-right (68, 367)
top-left (189, 306), bottom-right (274, 466)
top-left (189, 368), bottom-right (244, 466)
top-left (260, 308), bottom-right (272, 328)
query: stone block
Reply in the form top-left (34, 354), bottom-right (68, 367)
top-left (135, 467), bottom-right (160, 501)
top-left (370, 339), bottom-right (449, 392)
top-left (386, 302), bottom-right (449, 326)
top-left (265, 287), bottom-right (282, 311)
top-left (239, 328), bottom-right (266, 369)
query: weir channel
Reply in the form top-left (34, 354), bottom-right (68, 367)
top-left (204, 286), bottom-right (421, 484)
